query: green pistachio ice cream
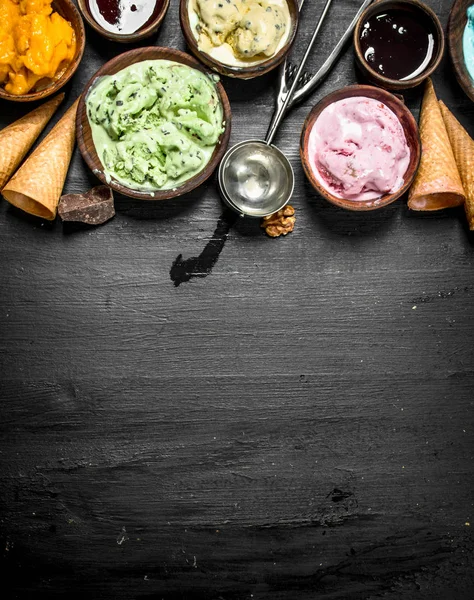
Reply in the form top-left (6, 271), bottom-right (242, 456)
top-left (86, 60), bottom-right (225, 192)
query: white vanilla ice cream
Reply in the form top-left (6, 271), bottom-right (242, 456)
top-left (188, 0), bottom-right (292, 68)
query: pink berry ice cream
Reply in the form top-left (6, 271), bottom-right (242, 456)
top-left (307, 96), bottom-right (410, 201)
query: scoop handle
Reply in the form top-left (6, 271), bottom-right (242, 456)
top-left (289, 0), bottom-right (374, 108)
top-left (266, 0), bottom-right (374, 143)
top-left (265, 0), bottom-right (334, 146)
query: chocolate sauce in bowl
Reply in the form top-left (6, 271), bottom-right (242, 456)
top-left (359, 8), bottom-right (437, 81)
top-left (86, 0), bottom-right (164, 35)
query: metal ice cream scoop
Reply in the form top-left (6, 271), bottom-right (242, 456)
top-left (218, 0), bottom-right (374, 217)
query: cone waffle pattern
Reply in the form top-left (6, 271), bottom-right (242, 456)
top-left (440, 101), bottom-right (474, 230)
top-left (408, 79), bottom-right (465, 211)
top-left (3, 99), bottom-right (79, 220)
top-left (0, 94), bottom-right (64, 189)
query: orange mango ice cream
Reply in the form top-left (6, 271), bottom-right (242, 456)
top-left (0, 0), bottom-right (76, 95)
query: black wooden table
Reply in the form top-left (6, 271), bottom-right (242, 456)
top-left (1, 1), bottom-right (474, 598)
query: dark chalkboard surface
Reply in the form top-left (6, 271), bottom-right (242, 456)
top-left (1, 1), bottom-right (474, 598)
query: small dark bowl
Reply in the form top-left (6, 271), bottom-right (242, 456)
top-left (77, 0), bottom-right (169, 43)
top-left (76, 47), bottom-right (232, 201)
top-left (354, 0), bottom-right (444, 91)
top-left (300, 85), bottom-right (421, 212)
top-left (0, 0), bottom-right (85, 103)
top-left (448, 0), bottom-right (474, 103)
top-left (179, 0), bottom-right (299, 79)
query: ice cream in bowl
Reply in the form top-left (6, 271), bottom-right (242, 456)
top-left (0, 0), bottom-right (85, 102)
top-left (448, 0), bottom-right (474, 104)
top-left (180, 0), bottom-right (299, 79)
top-left (300, 85), bottom-right (421, 211)
top-left (76, 47), bottom-right (232, 200)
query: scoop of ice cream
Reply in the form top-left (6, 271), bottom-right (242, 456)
top-left (231, 2), bottom-right (287, 58)
top-left (196, 0), bottom-right (244, 46)
top-left (308, 96), bottom-right (410, 201)
top-left (190, 0), bottom-right (291, 67)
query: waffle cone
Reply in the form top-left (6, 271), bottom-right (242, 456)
top-left (3, 99), bottom-right (79, 220)
top-left (408, 79), bottom-right (465, 211)
top-left (0, 94), bottom-right (64, 189)
top-left (439, 101), bottom-right (474, 230)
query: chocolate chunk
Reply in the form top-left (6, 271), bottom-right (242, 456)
top-left (58, 186), bottom-right (115, 225)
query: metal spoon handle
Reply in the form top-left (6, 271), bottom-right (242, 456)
top-left (289, 0), bottom-right (374, 108)
top-left (272, 0), bottom-right (306, 110)
top-left (265, 0), bottom-right (334, 146)
top-left (266, 0), bottom-right (374, 142)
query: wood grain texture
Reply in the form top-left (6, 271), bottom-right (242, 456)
top-left (1, 1), bottom-right (474, 598)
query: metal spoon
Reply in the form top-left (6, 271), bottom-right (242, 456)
top-left (267, 0), bottom-right (374, 140)
top-left (218, 0), bottom-right (373, 218)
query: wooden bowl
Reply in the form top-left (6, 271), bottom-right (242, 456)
top-left (448, 0), bottom-right (474, 103)
top-left (300, 85), bottom-right (421, 212)
top-left (0, 0), bottom-right (85, 103)
top-left (179, 0), bottom-right (299, 79)
top-left (76, 47), bottom-right (232, 201)
top-left (77, 0), bottom-right (170, 43)
top-left (353, 0), bottom-right (444, 91)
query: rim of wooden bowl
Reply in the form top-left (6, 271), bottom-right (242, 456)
top-left (76, 46), bottom-right (232, 201)
top-left (353, 0), bottom-right (445, 91)
top-left (179, 0), bottom-right (299, 79)
top-left (0, 0), bottom-right (85, 103)
top-left (77, 0), bottom-right (170, 44)
top-left (448, 0), bottom-right (474, 103)
top-left (300, 84), bottom-right (421, 212)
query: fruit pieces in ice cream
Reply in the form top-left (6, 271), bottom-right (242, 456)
top-left (188, 0), bottom-right (291, 68)
top-left (86, 59), bottom-right (224, 191)
top-left (307, 96), bottom-right (410, 201)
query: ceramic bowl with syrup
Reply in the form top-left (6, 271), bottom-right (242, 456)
top-left (353, 0), bottom-right (445, 91)
top-left (77, 0), bottom-right (170, 43)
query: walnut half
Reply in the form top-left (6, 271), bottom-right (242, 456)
top-left (261, 205), bottom-right (296, 238)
